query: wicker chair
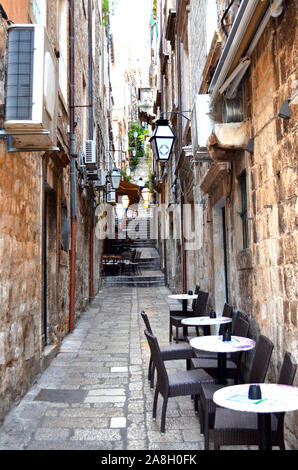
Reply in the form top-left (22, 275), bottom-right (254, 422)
top-left (168, 285), bottom-right (200, 342)
top-left (200, 334), bottom-right (274, 450)
top-left (169, 289), bottom-right (208, 344)
top-left (213, 352), bottom-right (297, 450)
top-left (190, 314), bottom-right (249, 383)
top-left (141, 311), bottom-right (195, 389)
top-left (144, 329), bottom-right (215, 434)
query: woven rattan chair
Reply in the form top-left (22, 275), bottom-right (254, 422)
top-left (144, 329), bottom-right (215, 434)
top-left (168, 285), bottom-right (200, 343)
top-left (200, 334), bottom-right (274, 450)
top-left (190, 314), bottom-right (249, 383)
top-left (141, 311), bottom-right (195, 388)
top-left (170, 290), bottom-right (208, 344)
top-left (213, 352), bottom-right (297, 450)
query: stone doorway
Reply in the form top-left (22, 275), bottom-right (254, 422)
top-left (43, 187), bottom-right (58, 346)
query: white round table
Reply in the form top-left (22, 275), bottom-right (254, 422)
top-left (213, 383), bottom-right (298, 450)
top-left (168, 294), bottom-right (198, 340)
top-left (168, 294), bottom-right (198, 314)
top-left (182, 316), bottom-right (232, 336)
top-left (190, 335), bottom-right (256, 384)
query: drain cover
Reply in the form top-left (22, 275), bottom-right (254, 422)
top-left (34, 389), bottom-right (87, 403)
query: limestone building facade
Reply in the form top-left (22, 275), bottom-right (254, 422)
top-left (0, 0), bottom-right (110, 421)
top-left (152, 0), bottom-right (297, 446)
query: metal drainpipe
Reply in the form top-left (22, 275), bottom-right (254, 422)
top-left (69, 0), bottom-right (76, 332)
top-left (176, 31), bottom-right (187, 293)
top-left (159, 0), bottom-right (168, 286)
top-left (88, 0), bottom-right (94, 299)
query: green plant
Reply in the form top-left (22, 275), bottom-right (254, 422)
top-left (102, 0), bottom-right (118, 27)
top-left (120, 166), bottom-right (131, 182)
top-left (128, 122), bottom-right (149, 169)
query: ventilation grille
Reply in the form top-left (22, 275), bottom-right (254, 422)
top-left (5, 28), bottom-right (34, 121)
top-left (84, 140), bottom-right (96, 165)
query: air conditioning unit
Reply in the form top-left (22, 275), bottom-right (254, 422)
top-left (84, 139), bottom-right (97, 166)
top-left (106, 187), bottom-right (116, 203)
top-left (191, 94), bottom-right (216, 158)
top-left (86, 168), bottom-right (99, 180)
top-left (4, 24), bottom-right (58, 150)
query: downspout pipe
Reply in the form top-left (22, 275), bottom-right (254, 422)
top-left (88, 0), bottom-right (94, 300)
top-left (176, 31), bottom-right (187, 293)
top-left (69, 0), bottom-right (76, 332)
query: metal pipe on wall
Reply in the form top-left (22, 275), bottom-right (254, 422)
top-left (88, 0), bottom-right (94, 300)
top-left (176, 30), bottom-right (187, 293)
top-left (69, 0), bottom-right (76, 332)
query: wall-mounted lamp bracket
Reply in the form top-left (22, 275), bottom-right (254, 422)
top-left (160, 110), bottom-right (191, 122)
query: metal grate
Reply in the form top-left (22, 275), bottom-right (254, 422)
top-left (5, 28), bottom-right (34, 121)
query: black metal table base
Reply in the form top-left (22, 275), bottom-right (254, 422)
top-left (258, 413), bottom-right (272, 450)
top-left (217, 352), bottom-right (228, 385)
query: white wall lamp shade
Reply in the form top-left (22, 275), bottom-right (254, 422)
top-left (149, 119), bottom-right (175, 161)
top-left (141, 187), bottom-right (151, 204)
top-left (122, 195), bottom-right (130, 209)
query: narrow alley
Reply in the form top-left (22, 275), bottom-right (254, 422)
top-left (0, 283), bottom-right (210, 451)
top-left (0, 0), bottom-right (297, 455)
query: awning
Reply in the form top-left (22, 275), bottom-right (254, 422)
top-left (116, 180), bottom-right (140, 205)
top-left (208, 0), bottom-right (278, 103)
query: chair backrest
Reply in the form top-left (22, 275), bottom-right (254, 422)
top-left (144, 329), bottom-right (169, 395)
top-left (233, 314), bottom-right (249, 337)
top-left (231, 316), bottom-right (250, 366)
top-left (192, 290), bottom-right (209, 317)
top-left (219, 303), bottom-right (233, 334)
top-left (140, 311), bottom-right (153, 335)
top-left (278, 352), bottom-right (297, 386)
top-left (275, 352), bottom-right (297, 428)
top-left (249, 335), bottom-right (274, 383)
top-left (190, 285), bottom-right (201, 311)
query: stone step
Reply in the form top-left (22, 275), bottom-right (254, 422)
top-left (102, 269), bottom-right (166, 287)
top-left (102, 279), bottom-right (165, 287)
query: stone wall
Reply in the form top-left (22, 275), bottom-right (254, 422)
top-left (157, 0), bottom-right (297, 446)
top-left (0, 2), bottom-right (106, 423)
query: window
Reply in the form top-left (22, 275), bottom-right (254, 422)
top-left (33, 0), bottom-right (47, 26)
top-left (58, 0), bottom-right (68, 103)
top-left (239, 171), bottom-right (248, 249)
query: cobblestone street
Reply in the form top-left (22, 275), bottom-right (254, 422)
top-left (0, 286), bottom-right (209, 451)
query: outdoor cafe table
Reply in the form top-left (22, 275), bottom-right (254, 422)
top-left (168, 294), bottom-right (198, 339)
top-left (213, 383), bottom-right (298, 450)
top-left (182, 316), bottom-right (232, 336)
top-left (190, 335), bottom-right (256, 385)
top-left (168, 293), bottom-right (198, 314)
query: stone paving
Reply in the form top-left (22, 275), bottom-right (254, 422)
top-left (0, 285), bottom-right (251, 451)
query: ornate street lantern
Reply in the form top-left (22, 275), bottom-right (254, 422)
top-left (110, 167), bottom-right (121, 189)
top-left (149, 119), bottom-right (175, 162)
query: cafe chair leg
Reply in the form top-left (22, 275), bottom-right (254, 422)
top-left (148, 357), bottom-right (153, 381)
top-left (153, 389), bottom-right (158, 421)
top-left (161, 396), bottom-right (168, 434)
